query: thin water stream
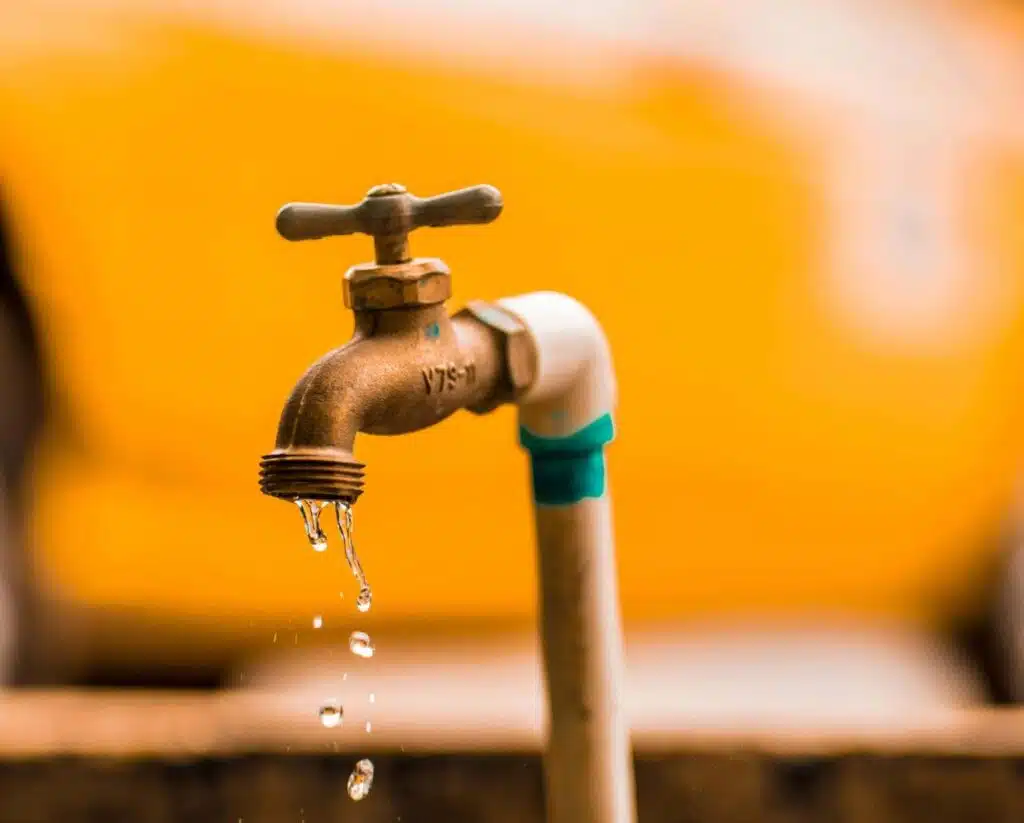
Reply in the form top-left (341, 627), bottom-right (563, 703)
top-left (295, 498), bottom-right (377, 801)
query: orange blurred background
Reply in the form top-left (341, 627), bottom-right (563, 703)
top-left (1, 0), bottom-right (1024, 683)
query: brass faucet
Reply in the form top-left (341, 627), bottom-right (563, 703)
top-left (259, 183), bottom-right (535, 503)
top-left (260, 183), bottom-right (636, 823)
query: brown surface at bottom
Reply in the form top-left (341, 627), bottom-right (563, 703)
top-left (1, 691), bottom-right (1024, 821)
top-left (0, 753), bottom-right (1022, 823)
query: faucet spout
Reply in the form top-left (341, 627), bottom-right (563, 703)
top-left (259, 303), bottom-right (511, 503)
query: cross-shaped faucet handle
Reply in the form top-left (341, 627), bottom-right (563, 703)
top-left (275, 183), bottom-right (503, 264)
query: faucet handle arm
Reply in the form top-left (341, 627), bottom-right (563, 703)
top-left (410, 185), bottom-right (503, 229)
top-left (275, 203), bottom-right (367, 242)
top-left (276, 184), bottom-right (503, 264)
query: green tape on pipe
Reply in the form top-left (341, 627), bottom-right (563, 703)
top-left (518, 413), bottom-right (615, 505)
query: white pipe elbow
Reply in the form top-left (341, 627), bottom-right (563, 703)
top-left (498, 291), bottom-right (617, 507)
top-left (498, 291), bottom-right (616, 438)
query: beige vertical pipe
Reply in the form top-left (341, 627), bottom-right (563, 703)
top-left (499, 292), bottom-right (636, 823)
top-left (535, 495), bottom-right (635, 823)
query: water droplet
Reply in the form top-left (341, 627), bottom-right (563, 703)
top-left (312, 615), bottom-right (323, 629)
top-left (319, 703), bottom-right (343, 728)
top-left (272, 632), bottom-right (277, 643)
top-left (342, 672), bottom-right (348, 681)
top-left (369, 692), bottom-right (375, 704)
top-left (296, 499), bottom-right (329, 552)
top-left (349, 631), bottom-right (374, 659)
top-left (347, 758), bottom-right (374, 801)
top-left (365, 720), bottom-right (372, 733)
top-left (335, 502), bottom-right (372, 611)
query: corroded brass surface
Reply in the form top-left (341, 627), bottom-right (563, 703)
top-left (260, 184), bottom-right (531, 504)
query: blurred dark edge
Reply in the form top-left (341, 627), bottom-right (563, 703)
top-left (1, 752), bottom-right (1023, 823)
top-left (952, 525), bottom-right (1024, 706)
top-left (0, 189), bottom-right (48, 686)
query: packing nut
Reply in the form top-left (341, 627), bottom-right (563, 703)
top-left (457, 300), bottom-right (537, 413)
top-left (343, 258), bottom-right (451, 310)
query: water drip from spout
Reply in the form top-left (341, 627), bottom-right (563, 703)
top-left (347, 758), bottom-right (374, 800)
top-left (318, 703), bottom-right (343, 728)
top-left (295, 499), bottom-right (328, 552)
top-left (349, 631), bottom-right (374, 659)
top-left (335, 501), bottom-right (372, 612)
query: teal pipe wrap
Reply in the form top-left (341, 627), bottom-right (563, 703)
top-left (518, 413), bottom-right (615, 505)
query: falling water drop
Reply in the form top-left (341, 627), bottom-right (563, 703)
top-left (296, 500), bottom-right (328, 552)
top-left (335, 502), bottom-right (372, 611)
top-left (347, 759), bottom-right (374, 801)
top-left (318, 703), bottom-right (343, 728)
top-left (349, 631), bottom-right (375, 659)
top-left (369, 692), bottom-right (375, 704)
top-left (365, 720), bottom-right (372, 733)
top-left (312, 615), bottom-right (323, 629)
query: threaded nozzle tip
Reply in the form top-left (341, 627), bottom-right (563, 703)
top-left (259, 451), bottom-right (366, 503)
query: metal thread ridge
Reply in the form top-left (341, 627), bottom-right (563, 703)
top-left (259, 452), bottom-right (366, 503)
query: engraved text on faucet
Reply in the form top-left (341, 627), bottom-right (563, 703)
top-left (422, 361), bottom-right (477, 394)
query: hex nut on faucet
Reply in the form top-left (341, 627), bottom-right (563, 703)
top-left (457, 300), bottom-right (538, 414)
top-left (344, 258), bottom-right (451, 311)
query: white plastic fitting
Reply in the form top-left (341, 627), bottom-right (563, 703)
top-left (499, 292), bottom-right (616, 438)
top-left (498, 291), bottom-right (636, 823)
